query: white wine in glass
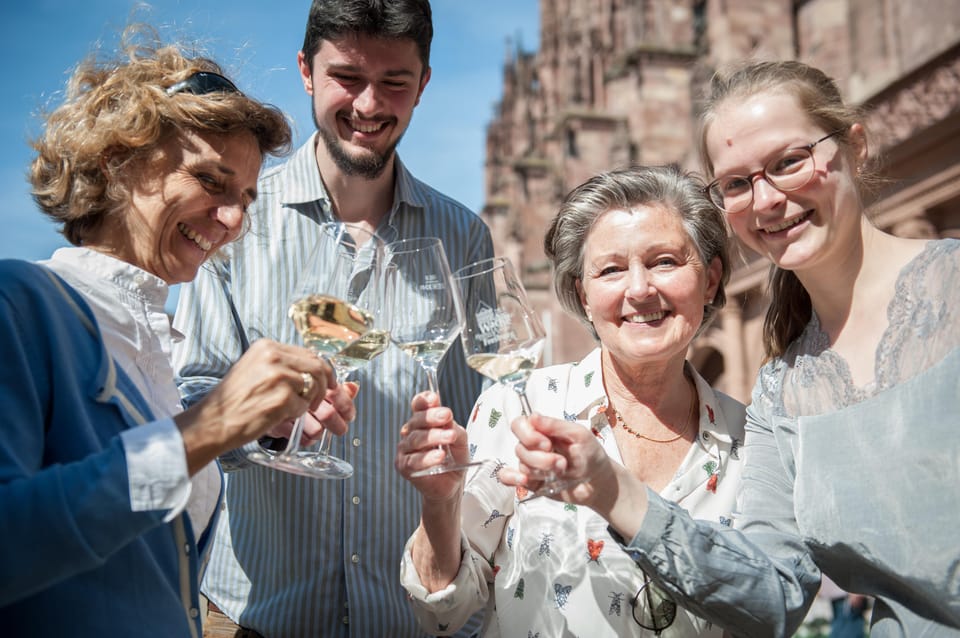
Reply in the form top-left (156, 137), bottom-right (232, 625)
top-left (385, 237), bottom-right (481, 477)
top-left (455, 256), bottom-right (576, 501)
top-left (246, 222), bottom-right (380, 479)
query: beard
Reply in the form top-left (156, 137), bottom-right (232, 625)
top-left (315, 110), bottom-right (403, 180)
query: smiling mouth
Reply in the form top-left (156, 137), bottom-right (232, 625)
top-left (624, 310), bottom-right (667, 323)
top-left (762, 211), bottom-right (812, 234)
top-left (346, 117), bottom-right (388, 134)
top-left (178, 223), bottom-right (212, 252)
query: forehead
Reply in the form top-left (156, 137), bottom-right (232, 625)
top-left (584, 205), bottom-right (688, 252)
top-left (314, 34), bottom-right (423, 74)
top-left (706, 92), bottom-right (819, 171)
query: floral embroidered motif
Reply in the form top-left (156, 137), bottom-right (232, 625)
top-left (539, 533), bottom-right (554, 557)
top-left (703, 460), bottom-right (719, 493)
top-left (587, 538), bottom-right (604, 563)
top-left (719, 516), bottom-right (733, 527)
top-left (471, 401), bottom-right (481, 423)
top-left (547, 377), bottom-right (558, 392)
top-left (706, 474), bottom-right (719, 493)
top-left (488, 408), bottom-right (502, 429)
top-left (554, 583), bottom-right (572, 609)
top-left (468, 443), bottom-right (477, 459)
top-left (584, 371), bottom-right (595, 387)
top-left (490, 459), bottom-right (506, 480)
top-left (564, 503), bottom-right (578, 513)
top-left (514, 577), bottom-right (525, 599)
top-left (706, 403), bottom-right (715, 424)
top-left (608, 591), bottom-right (624, 616)
top-left (563, 411), bottom-right (577, 421)
top-left (507, 527), bottom-right (515, 550)
top-left (483, 509), bottom-right (506, 528)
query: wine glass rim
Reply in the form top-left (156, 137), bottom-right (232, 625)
top-left (453, 255), bottom-right (512, 279)
top-left (384, 236), bottom-right (443, 254)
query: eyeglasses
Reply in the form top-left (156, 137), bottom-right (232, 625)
top-left (631, 574), bottom-right (677, 635)
top-left (706, 130), bottom-right (843, 214)
top-left (165, 71), bottom-right (240, 97)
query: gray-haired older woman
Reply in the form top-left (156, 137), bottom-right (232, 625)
top-left (395, 164), bottom-right (745, 637)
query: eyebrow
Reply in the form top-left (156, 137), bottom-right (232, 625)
top-left (326, 63), bottom-right (417, 79)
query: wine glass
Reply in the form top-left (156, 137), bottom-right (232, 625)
top-left (246, 221), bottom-right (379, 479)
top-left (385, 237), bottom-right (481, 477)
top-left (454, 256), bottom-right (571, 499)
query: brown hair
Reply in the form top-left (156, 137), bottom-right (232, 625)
top-left (697, 60), bottom-right (876, 360)
top-left (30, 25), bottom-right (292, 246)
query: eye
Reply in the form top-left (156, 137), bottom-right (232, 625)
top-left (768, 149), bottom-right (810, 176)
top-left (653, 256), bottom-right (678, 268)
top-left (718, 176), bottom-right (750, 195)
top-left (196, 173), bottom-right (222, 191)
top-left (598, 265), bottom-right (622, 276)
top-left (332, 73), bottom-right (360, 86)
top-left (383, 79), bottom-right (409, 90)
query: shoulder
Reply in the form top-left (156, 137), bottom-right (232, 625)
top-left (396, 160), bottom-right (484, 224)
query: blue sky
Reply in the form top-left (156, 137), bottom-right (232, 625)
top-left (1, 1), bottom-right (539, 264)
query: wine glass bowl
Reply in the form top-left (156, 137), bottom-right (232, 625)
top-left (385, 237), bottom-right (480, 476)
top-left (246, 222), bottom-right (384, 479)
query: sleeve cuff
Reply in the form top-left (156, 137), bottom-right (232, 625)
top-left (120, 418), bottom-right (192, 523)
top-left (400, 530), bottom-right (473, 609)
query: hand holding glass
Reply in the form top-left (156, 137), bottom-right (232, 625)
top-left (246, 222), bottom-right (379, 479)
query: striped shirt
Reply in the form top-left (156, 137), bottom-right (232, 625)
top-left (172, 133), bottom-right (493, 638)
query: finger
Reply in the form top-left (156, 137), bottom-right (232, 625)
top-left (308, 402), bottom-right (349, 437)
top-left (410, 391), bottom-right (440, 412)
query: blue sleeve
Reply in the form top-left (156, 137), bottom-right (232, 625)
top-left (0, 269), bottom-right (164, 605)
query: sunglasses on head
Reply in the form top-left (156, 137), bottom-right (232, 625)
top-left (166, 71), bottom-right (240, 97)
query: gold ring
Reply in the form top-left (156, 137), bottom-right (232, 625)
top-left (299, 371), bottom-right (314, 398)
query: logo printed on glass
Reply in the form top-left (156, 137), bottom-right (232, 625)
top-left (420, 273), bottom-right (447, 291)
top-left (475, 301), bottom-right (516, 346)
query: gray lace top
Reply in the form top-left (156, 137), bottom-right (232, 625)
top-left (622, 239), bottom-right (960, 637)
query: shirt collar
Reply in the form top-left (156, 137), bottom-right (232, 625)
top-left (43, 247), bottom-right (169, 309)
top-left (277, 133), bottom-right (429, 239)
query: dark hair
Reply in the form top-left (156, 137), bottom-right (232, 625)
top-left (544, 164), bottom-right (730, 340)
top-left (301, 0), bottom-right (433, 73)
top-left (697, 60), bottom-right (874, 360)
top-left (30, 25), bottom-right (291, 246)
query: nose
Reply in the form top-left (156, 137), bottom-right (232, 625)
top-left (213, 200), bottom-right (245, 237)
top-left (353, 82), bottom-right (382, 114)
top-left (751, 175), bottom-right (786, 211)
top-left (625, 266), bottom-right (655, 300)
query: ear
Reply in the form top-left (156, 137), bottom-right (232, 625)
top-left (704, 256), bottom-right (723, 306)
top-left (414, 66), bottom-right (431, 107)
top-left (576, 277), bottom-right (592, 322)
top-left (297, 51), bottom-right (314, 96)
top-left (849, 122), bottom-right (868, 168)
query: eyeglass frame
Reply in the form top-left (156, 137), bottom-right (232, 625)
top-left (705, 130), bottom-right (844, 214)
top-left (630, 573), bottom-right (678, 634)
top-left (165, 71), bottom-right (241, 97)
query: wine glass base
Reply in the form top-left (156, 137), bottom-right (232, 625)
top-left (409, 459), bottom-right (484, 478)
top-left (518, 477), bottom-right (587, 503)
top-left (247, 449), bottom-right (354, 480)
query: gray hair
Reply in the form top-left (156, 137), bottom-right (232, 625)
top-left (544, 164), bottom-right (730, 339)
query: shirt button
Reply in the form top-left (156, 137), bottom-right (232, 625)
top-left (342, 615), bottom-right (350, 625)
top-left (351, 495), bottom-right (361, 505)
top-left (351, 553), bottom-right (360, 564)
top-left (183, 543), bottom-right (191, 554)
top-left (189, 608), bottom-right (199, 618)
top-left (702, 432), bottom-right (710, 440)
top-left (352, 437), bottom-right (361, 447)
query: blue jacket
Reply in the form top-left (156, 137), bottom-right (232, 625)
top-left (0, 260), bottom-right (213, 637)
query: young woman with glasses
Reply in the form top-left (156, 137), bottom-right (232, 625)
top-left (503, 60), bottom-right (960, 637)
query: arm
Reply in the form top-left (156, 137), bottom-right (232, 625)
top-left (502, 389), bottom-right (821, 636)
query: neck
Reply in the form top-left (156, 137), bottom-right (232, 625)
top-left (796, 220), bottom-right (909, 338)
top-left (314, 136), bottom-right (395, 230)
top-left (601, 350), bottom-right (691, 418)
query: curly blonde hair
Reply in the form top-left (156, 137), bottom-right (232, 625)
top-left (30, 25), bottom-right (292, 246)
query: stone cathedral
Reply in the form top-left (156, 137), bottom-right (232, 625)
top-left (482, 0), bottom-right (960, 401)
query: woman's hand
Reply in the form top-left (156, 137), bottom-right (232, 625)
top-left (500, 413), bottom-right (649, 537)
top-left (266, 381), bottom-right (360, 443)
top-left (174, 338), bottom-right (342, 474)
top-left (395, 391), bottom-right (468, 503)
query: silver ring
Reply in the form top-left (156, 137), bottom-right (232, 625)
top-left (299, 372), bottom-right (314, 398)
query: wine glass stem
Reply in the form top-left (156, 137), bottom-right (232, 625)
top-left (424, 366), bottom-right (439, 394)
top-left (313, 366), bottom-right (351, 457)
top-left (281, 415), bottom-right (307, 457)
top-left (516, 386), bottom-right (533, 416)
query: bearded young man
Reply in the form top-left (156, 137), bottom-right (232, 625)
top-left (172, 2), bottom-right (492, 636)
